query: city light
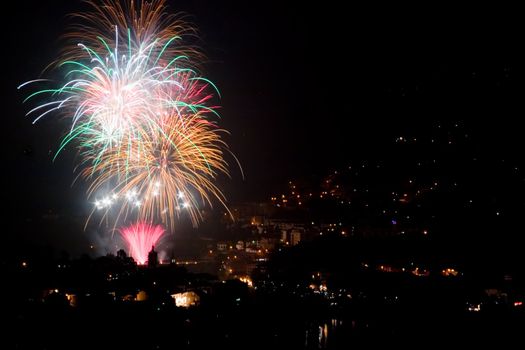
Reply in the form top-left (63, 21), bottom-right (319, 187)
top-left (172, 292), bottom-right (200, 307)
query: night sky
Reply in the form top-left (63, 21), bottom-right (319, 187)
top-left (3, 1), bottom-right (525, 254)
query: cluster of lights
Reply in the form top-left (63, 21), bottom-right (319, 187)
top-left (94, 186), bottom-right (190, 211)
top-left (239, 276), bottom-right (253, 287)
top-left (94, 193), bottom-right (119, 210)
top-left (125, 189), bottom-right (141, 208)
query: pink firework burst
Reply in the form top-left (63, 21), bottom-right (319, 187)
top-left (119, 222), bottom-right (166, 264)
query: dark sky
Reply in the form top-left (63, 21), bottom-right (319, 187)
top-left (2, 1), bottom-right (525, 253)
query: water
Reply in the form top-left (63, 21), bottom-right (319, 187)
top-left (305, 318), bottom-right (348, 349)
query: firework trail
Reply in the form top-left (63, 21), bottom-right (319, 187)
top-left (62, 0), bottom-right (203, 69)
top-left (19, 0), bottom-right (240, 229)
top-left (86, 111), bottom-right (230, 227)
top-left (119, 221), bottom-right (165, 264)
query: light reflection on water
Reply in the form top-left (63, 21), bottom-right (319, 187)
top-left (305, 318), bottom-right (346, 349)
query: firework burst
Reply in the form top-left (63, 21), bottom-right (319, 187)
top-left (119, 221), bottom-right (166, 264)
top-left (19, 0), bottom-right (239, 229)
top-left (86, 110), bottom-right (230, 228)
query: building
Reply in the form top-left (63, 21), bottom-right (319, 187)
top-left (147, 246), bottom-right (158, 268)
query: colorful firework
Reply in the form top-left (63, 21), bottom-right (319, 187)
top-left (62, 0), bottom-right (203, 69)
top-left (86, 110), bottom-right (230, 227)
top-left (119, 221), bottom-right (165, 264)
top-left (19, 0), bottom-right (239, 229)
